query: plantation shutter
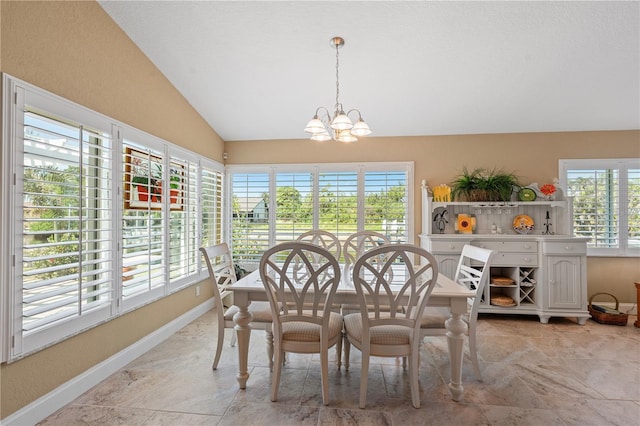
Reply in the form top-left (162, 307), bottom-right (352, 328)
top-left (566, 168), bottom-right (620, 249)
top-left (121, 142), bottom-right (166, 305)
top-left (317, 171), bottom-right (358, 242)
top-left (629, 168), bottom-right (640, 250)
top-left (230, 172), bottom-right (270, 265)
top-left (364, 170), bottom-right (408, 243)
top-left (201, 165), bottom-right (224, 252)
top-left (275, 172), bottom-right (313, 244)
top-left (168, 155), bottom-right (199, 285)
top-left (20, 109), bottom-right (114, 349)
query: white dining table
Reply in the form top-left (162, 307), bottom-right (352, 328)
top-left (229, 267), bottom-right (474, 402)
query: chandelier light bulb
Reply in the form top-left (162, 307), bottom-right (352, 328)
top-left (351, 119), bottom-right (372, 136)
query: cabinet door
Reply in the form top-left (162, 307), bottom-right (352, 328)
top-left (546, 256), bottom-right (582, 309)
top-left (435, 255), bottom-right (459, 280)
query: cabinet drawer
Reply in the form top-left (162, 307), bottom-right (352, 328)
top-left (492, 253), bottom-right (538, 266)
top-left (473, 241), bottom-right (537, 253)
top-left (430, 240), bottom-right (467, 253)
top-left (542, 242), bottom-right (587, 255)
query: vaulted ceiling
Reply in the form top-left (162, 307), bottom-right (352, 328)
top-left (98, 1), bottom-right (639, 142)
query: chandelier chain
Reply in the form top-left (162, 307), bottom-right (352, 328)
top-left (335, 43), bottom-right (340, 111)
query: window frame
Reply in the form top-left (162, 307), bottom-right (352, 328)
top-left (1, 74), bottom-right (223, 362)
top-left (225, 162), bottom-right (414, 267)
top-left (559, 158), bottom-right (640, 257)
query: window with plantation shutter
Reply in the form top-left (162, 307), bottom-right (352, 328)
top-left (230, 172), bottom-right (271, 264)
top-left (560, 158), bottom-right (640, 257)
top-left (3, 75), bottom-right (226, 360)
top-left (364, 170), bottom-right (408, 243)
top-left (18, 101), bottom-right (115, 355)
top-left (121, 142), bottom-right (166, 306)
top-left (200, 164), bottom-right (224, 253)
top-left (275, 172), bottom-right (313, 244)
top-left (227, 163), bottom-right (413, 268)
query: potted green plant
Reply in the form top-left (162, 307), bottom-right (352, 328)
top-left (131, 175), bottom-right (150, 201)
top-left (450, 167), bottom-right (519, 202)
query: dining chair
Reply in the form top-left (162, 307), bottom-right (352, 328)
top-left (259, 242), bottom-right (343, 406)
top-left (200, 244), bottom-right (274, 370)
top-left (295, 229), bottom-right (341, 261)
top-left (343, 244), bottom-right (439, 409)
top-left (420, 244), bottom-right (495, 380)
top-left (342, 230), bottom-right (390, 279)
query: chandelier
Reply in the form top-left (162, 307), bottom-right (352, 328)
top-left (304, 37), bottom-right (372, 143)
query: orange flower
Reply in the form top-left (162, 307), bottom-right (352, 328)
top-left (540, 184), bottom-right (556, 196)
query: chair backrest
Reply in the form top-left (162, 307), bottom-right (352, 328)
top-left (259, 242), bottom-right (341, 332)
top-left (343, 231), bottom-right (390, 278)
top-left (200, 243), bottom-right (237, 302)
top-left (454, 245), bottom-right (496, 316)
top-left (352, 244), bottom-right (438, 334)
top-left (295, 230), bottom-right (341, 261)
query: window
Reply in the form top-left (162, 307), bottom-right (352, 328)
top-left (560, 158), bottom-right (640, 257)
top-left (227, 163), bottom-right (413, 266)
top-left (2, 75), bottom-right (224, 360)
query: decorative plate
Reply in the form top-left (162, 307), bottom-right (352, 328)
top-left (491, 295), bottom-right (517, 307)
top-left (513, 214), bottom-right (535, 234)
top-left (519, 187), bottom-right (537, 201)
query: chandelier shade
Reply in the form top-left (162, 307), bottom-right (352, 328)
top-left (304, 37), bottom-right (371, 143)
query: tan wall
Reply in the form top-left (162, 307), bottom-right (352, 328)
top-left (226, 131), bottom-right (640, 303)
top-left (0, 1), bottom-right (220, 419)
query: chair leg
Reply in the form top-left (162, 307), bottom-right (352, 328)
top-left (344, 334), bottom-right (351, 371)
top-left (230, 329), bottom-right (237, 347)
top-left (320, 344), bottom-right (330, 405)
top-left (266, 330), bottom-right (274, 372)
top-left (336, 333), bottom-right (343, 370)
top-left (359, 352), bottom-right (370, 409)
top-left (468, 331), bottom-right (482, 381)
top-left (212, 318), bottom-right (225, 370)
top-left (409, 348), bottom-right (420, 408)
top-left (271, 343), bottom-right (283, 402)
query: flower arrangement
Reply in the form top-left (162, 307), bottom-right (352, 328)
top-left (540, 183), bottom-right (557, 200)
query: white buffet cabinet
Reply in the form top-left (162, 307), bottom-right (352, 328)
top-left (419, 187), bottom-right (590, 324)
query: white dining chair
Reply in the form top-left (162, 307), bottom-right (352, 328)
top-left (259, 242), bottom-right (343, 406)
top-left (420, 244), bottom-right (495, 380)
top-left (343, 244), bottom-right (439, 409)
top-left (200, 244), bottom-right (274, 370)
top-left (295, 229), bottom-right (341, 261)
top-left (342, 230), bottom-right (390, 279)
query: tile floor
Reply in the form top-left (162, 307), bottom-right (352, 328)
top-left (40, 311), bottom-right (639, 425)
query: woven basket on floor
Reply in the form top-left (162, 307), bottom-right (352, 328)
top-left (588, 292), bottom-right (628, 326)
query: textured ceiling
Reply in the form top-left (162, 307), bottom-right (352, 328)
top-left (98, 1), bottom-right (639, 142)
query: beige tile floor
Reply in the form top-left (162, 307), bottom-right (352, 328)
top-left (40, 310), bottom-right (639, 425)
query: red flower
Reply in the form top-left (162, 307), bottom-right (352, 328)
top-left (540, 184), bottom-right (556, 196)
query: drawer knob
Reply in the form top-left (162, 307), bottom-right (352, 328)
top-left (523, 257), bottom-right (531, 263)
top-left (523, 244), bottom-right (531, 249)
top-left (565, 245), bottom-right (571, 251)
top-left (449, 244), bottom-right (455, 249)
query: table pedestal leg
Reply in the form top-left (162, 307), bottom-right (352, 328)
top-left (445, 311), bottom-right (467, 401)
top-left (233, 306), bottom-right (253, 389)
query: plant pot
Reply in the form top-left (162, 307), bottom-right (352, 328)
top-left (136, 184), bottom-right (149, 201)
top-left (170, 189), bottom-right (179, 204)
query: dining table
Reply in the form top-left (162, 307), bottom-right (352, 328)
top-left (229, 265), bottom-right (475, 402)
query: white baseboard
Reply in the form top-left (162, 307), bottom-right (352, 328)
top-left (3, 298), bottom-right (214, 426)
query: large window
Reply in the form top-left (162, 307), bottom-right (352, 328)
top-left (560, 158), bottom-right (640, 257)
top-left (227, 163), bottom-right (413, 266)
top-left (2, 75), bottom-right (223, 360)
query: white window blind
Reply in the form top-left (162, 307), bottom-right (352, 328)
top-left (364, 170), bottom-right (408, 243)
top-left (275, 172), bottom-right (313, 244)
top-left (121, 142), bottom-right (166, 304)
top-left (230, 172), bottom-right (271, 264)
top-left (561, 158), bottom-right (640, 257)
top-left (227, 163), bottom-right (413, 267)
top-left (201, 165), bottom-right (224, 250)
top-left (19, 108), bottom-right (114, 354)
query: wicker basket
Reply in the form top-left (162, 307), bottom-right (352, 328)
top-left (588, 293), bottom-right (628, 326)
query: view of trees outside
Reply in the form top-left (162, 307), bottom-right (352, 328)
top-left (566, 168), bottom-right (640, 248)
top-left (230, 170), bottom-right (408, 264)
